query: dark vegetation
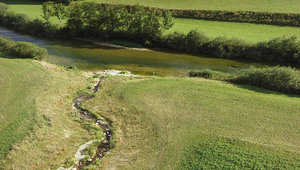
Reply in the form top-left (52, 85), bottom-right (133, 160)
top-left (0, 36), bottom-right (48, 60)
top-left (135, 4), bottom-right (300, 27)
top-left (189, 66), bottom-right (300, 94)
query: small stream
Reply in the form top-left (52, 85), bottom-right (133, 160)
top-left (72, 76), bottom-right (112, 169)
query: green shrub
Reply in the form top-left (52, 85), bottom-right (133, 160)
top-left (0, 2), bottom-right (9, 15)
top-left (68, 65), bottom-right (79, 71)
top-left (0, 36), bottom-right (48, 60)
top-left (232, 66), bottom-right (300, 94)
top-left (190, 66), bottom-right (300, 94)
top-left (189, 69), bottom-right (231, 80)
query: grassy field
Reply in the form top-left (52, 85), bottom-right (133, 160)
top-left (0, 54), bottom-right (51, 160)
top-left (166, 18), bottom-right (300, 42)
top-left (0, 56), bottom-right (103, 169)
top-left (84, 76), bottom-right (300, 169)
top-left (88, 0), bottom-right (300, 13)
top-left (0, 0), bottom-right (61, 24)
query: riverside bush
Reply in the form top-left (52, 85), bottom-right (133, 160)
top-left (189, 66), bottom-right (300, 94)
top-left (160, 30), bottom-right (300, 64)
top-left (232, 66), bottom-right (300, 94)
top-left (0, 37), bottom-right (48, 60)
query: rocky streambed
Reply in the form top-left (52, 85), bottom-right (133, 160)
top-left (67, 75), bottom-right (112, 169)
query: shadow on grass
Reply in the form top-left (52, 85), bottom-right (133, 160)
top-left (0, 53), bottom-right (17, 59)
top-left (229, 82), bottom-right (300, 98)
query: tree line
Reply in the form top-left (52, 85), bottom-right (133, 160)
top-left (41, 1), bottom-right (174, 44)
top-left (1, 2), bottom-right (300, 64)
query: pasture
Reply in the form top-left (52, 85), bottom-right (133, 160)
top-left (85, 76), bottom-right (300, 169)
top-left (166, 18), bottom-right (300, 42)
top-left (88, 0), bottom-right (300, 13)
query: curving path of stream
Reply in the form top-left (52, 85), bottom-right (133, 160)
top-left (70, 75), bottom-right (112, 169)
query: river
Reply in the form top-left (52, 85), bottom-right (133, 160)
top-left (0, 26), bottom-right (298, 76)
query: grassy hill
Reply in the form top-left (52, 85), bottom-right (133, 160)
top-left (0, 56), bottom-right (102, 169)
top-left (85, 76), bottom-right (300, 169)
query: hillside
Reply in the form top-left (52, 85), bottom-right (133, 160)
top-left (84, 76), bottom-right (300, 169)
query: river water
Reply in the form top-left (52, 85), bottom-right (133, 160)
top-left (0, 27), bottom-right (298, 76)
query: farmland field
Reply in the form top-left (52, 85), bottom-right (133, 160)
top-left (166, 18), bottom-right (300, 42)
top-left (88, 0), bottom-right (300, 13)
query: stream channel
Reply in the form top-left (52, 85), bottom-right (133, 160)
top-left (1, 26), bottom-right (300, 169)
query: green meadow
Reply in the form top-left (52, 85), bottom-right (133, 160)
top-left (85, 76), bottom-right (300, 169)
top-left (0, 55), bottom-right (51, 160)
top-left (166, 18), bottom-right (300, 42)
top-left (88, 0), bottom-right (300, 13)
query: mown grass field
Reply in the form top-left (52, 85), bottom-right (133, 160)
top-left (85, 76), bottom-right (300, 169)
top-left (0, 54), bottom-right (51, 160)
top-left (0, 56), bottom-right (103, 169)
top-left (88, 0), bottom-right (300, 13)
top-left (166, 18), bottom-right (300, 42)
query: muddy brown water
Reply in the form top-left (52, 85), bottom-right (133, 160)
top-left (1, 26), bottom-right (299, 77)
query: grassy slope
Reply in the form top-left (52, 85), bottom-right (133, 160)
top-left (88, 0), bottom-right (300, 13)
top-left (86, 76), bottom-right (300, 169)
top-left (0, 56), bottom-right (102, 169)
top-left (0, 54), bottom-right (51, 160)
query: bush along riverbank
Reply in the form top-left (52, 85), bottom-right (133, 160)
top-left (189, 66), bottom-right (300, 95)
top-left (0, 36), bottom-right (48, 60)
top-left (1, 2), bottom-right (300, 63)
